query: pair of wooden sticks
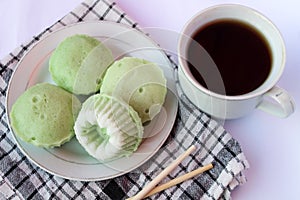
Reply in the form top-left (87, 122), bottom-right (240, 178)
top-left (127, 145), bottom-right (213, 200)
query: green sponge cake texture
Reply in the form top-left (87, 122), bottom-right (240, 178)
top-left (10, 83), bottom-right (81, 148)
top-left (100, 57), bottom-right (167, 123)
top-left (49, 34), bottom-right (114, 95)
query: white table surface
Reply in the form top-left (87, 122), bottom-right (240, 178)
top-left (1, 0), bottom-right (299, 199)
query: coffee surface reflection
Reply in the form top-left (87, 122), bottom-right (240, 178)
top-left (187, 19), bottom-right (272, 96)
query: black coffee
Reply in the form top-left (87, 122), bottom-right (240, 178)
top-left (187, 20), bottom-right (272, 96)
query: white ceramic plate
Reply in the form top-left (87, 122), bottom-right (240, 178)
top-left (6, 21), bottom-right (178, 181)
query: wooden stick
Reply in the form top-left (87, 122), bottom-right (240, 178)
top-left (128, 145), bottom-right (196, 200)
top-left (142, 163), bottom-right (213, 198)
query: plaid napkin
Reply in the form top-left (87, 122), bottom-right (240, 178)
top-left (0, 0), bottom-right (249, 199)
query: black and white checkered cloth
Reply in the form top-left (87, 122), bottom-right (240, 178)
top-left (0, 0), bottom-right (249, 199)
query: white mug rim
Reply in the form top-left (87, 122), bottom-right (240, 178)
top-left (178, 4), bottom-right (286, 101)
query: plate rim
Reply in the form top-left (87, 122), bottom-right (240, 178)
top-left (5, 20), bottom-right (178, 181)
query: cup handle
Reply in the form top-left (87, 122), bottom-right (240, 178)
top-left (257, 86), bottom-right (295, 118)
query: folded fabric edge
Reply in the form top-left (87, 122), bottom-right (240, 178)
top-left (201, 152), bottom-right (249, 200)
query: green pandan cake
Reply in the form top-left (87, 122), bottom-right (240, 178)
top-left (74, 94), bottom-right (143, 161)
top-left (49, 34), bottom-right (114, 95)
top-left (9, 83), bottom-right (81, 148)
top-left (100, 57), bottom-right (167, 123)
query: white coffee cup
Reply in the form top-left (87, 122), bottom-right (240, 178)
top-left (177, 4), bottom-right (295, 119)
